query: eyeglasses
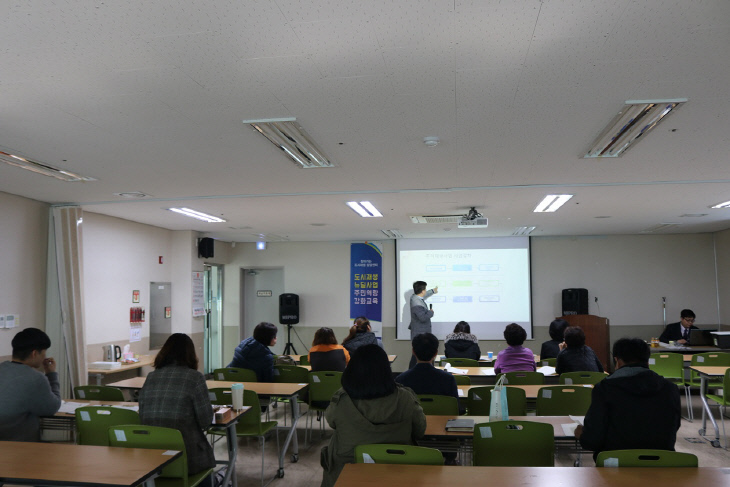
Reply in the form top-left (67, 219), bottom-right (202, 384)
top-left (683, 318), bottom-right (695, 323)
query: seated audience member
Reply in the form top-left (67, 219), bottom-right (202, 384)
top-left (576, 337), bottom-right (681, 460)
top-left (0, 328), bottom-right (61, 441)
top-left (659, 308), bottom-right (699, 345)
top-left (139, 334), bottom-right (214, 480)
top-left (321, 344), bottom-right (426, 487)
top-left (228, 322), bottom-right (278, 382)
top-left (444, 321), bottom-right (481, 360)
top-left (397, 333), bottom-right (460, 402)
top-left (309, 327), bottom-right (350, 372)
top-left (493, 323), bottom-right (537, 374)
top-left (555, 326), bottom-right (604, 374)
top-left (539, 319), bottom-right (569, 360)
top-left (342, 317), bottom-right (383, 354)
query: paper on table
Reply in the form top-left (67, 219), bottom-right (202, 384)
top-left (458, 389), bottom-right (465, 397)
top-left (536, 366), bottom-right (556, 375)
top-left (569, 415), bottom-right (585, 426)
top-left (58, 401), bottom-right (87, 414)
top-left (484, 368), bottom-right (496, 376)
top-left (448, 367), bottom-right (469, 375)
top-left (561, 423), bottom-right (579, 436)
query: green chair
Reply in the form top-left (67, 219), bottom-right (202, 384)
top-left (649, 353), bottom-right (685, 382)
top-left (466, 386), bottom-right (527, 416)
top-left (208, 388), bottom-right (279, 486)
top-left (453, 375), bottom-right (471, 385)
top-left (558, 371), bottom-right (607, 385)
top-left (684, 352), bottom-right (730, 420)
top-left (272, 365), bottom-right (309, 425)
top-left (75, 406), bottom-right (140, 446)
top-left (442, 357), bottom-right (479, 367)
top-left (298, 355), bottom-right (310, 366)
top-left (354, 444), bottom-right (444, 465)
top-left (706, 368), bottom-right (730, 448)
top-left (417, 394), bottom-right (460, 415)
top-left (539, 358), bottom-right (557, 367)
top-left (596, 449), bottom-right (698, 467)
top-left (535, 385), bottom-right (592, 416)
top-left (307, 371), bottom-right (343, 444)
top-left (473, 420), bottom-right (554, 466)
top-left (108, 424), bottom-right (213, 487)
top-left (499, 371), bottom-right (545, 385)
top-left (73, 385), bottom-right (125, 401)
top-left (212, 367), bottom-right (258, 382)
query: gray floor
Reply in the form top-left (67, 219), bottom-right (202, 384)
top-left (223, 394), bottom-right (730, 487)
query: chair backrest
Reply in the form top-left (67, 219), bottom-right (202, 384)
top-left (688, 352), bottom-right (730, 385)
top-left (466, 386), bottom-right (527, 416)
top-left (648, 353), bottom-right (684, 381)
top-left (273, 364), bottom-right (310, 383)
top-left (539, 358), bottom-right (556, 367)
top-left (299, 355), bottom-right (310, 366)
top-left (596, 449), bottom-right (698, 467)
top-left (308, 371), bottom-right (343, 408)
top-left (417, 394), bottom-right (459, 415)
top-left (73, 385), bottom-right (125, 401)
top-left (535, 385), bottom-right (592, 416)
top-left (500, 371), bottom-right (545, 385)
top-left (443, 357), bottom-right (479, 367)
top-left (453, 375), bottom-right (471, 385)
top-left (212, 367), bottom-right (258, 382)
top-left (208, 387), bottom-right (233, 405)
top-left (109, 424), bottom-right (188, 480)
top-left (75, 406), bottom-right (140, 446)
top-left (208, 387), bottom-right (265, 433)
top-left (558, 371), bottom-right (607, 385)
top-left (354, 444), bottom-right (444, 465)
top-left (473, 420), bottom-right (554, 466)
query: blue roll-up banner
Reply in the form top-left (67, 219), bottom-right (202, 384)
top-left (350, 243), bottom-right (382, 322)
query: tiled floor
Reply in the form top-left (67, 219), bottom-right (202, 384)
top-left (224, 395), bottom-right (730, 487)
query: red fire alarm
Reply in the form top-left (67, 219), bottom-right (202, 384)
top-left (159, 256), bottom-right (163, 264)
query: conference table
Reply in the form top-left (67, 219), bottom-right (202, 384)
top-left (87, 355), bottom-right (155, 385)
top-left (689, 365), bottom-right (730, 448)
top-left (334, 463), bottom-right (730, 487)
top-left (107, 377), bottom-right (307, 478)
top-left (0, 440), bottom-right (181, 487)
top-left (50, 400), bottom-right (249, 487)
top-left (291, 354), bottom-right (397, 363)
top-left (456, 383), bottom-right (589, 399)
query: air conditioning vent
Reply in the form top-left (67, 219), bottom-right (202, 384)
top-left (410, 215), bottom-right (463, 224)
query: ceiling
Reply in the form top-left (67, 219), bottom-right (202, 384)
top-left (2, 0), bottom-right (730, 243)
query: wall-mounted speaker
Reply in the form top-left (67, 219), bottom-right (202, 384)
top-left (562, 288), bottom-right (588, 315)
top-left (198, 237), bottom-right (214, 258)
top-left (279, 293), bottom-right (299, 324)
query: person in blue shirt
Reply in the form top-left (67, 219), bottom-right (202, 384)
top-left (228, 322), bottom-right (278, 382)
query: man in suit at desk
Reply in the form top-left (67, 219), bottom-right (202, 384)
top-left (575, 337), bottom-right (680, 461)
top-left (0, 328), bottom-right (61, 441)
top-left (408, 281), bottom-right (437, 369)
top-left (659, 309), bottom-right (699, 345)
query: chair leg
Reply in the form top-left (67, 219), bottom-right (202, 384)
top-left (685, 386), bottom-right (694, 421)
top-left (721, 405), bottom-right (727, 450)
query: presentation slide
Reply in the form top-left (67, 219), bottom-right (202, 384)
top-left (396, 237), bottom-right (532, 340)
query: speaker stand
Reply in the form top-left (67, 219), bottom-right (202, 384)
top-left (282, 323), bottom-right (298, 355)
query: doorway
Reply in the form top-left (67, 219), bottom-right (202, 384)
top-left (204, 264), bottom-right (224, 373)
top-left (241, 267), bottom-right (285, 355)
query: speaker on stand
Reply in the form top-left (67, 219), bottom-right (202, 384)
top-left (279, 293), bottom-right (299, 355)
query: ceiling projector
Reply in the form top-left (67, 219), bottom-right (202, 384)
top-left (458, 207), bottom-right (488, 228)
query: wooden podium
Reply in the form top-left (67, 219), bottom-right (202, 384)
top-left (558, 314), bottom-right (611, 372)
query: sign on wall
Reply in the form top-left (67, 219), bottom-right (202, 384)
top-left (192, 271), bottom-right (205, 317)
top-left (350, 243), bottom-right (382, 322)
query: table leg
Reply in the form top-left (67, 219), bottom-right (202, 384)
top-left (221, 421), bottom-right (238, 487)
top-left (276, 393), bottom-right (300, 478)
top-left (93, 373), bottom-right (103, 386)
top-left (698, 374), bottom-right (722, 448)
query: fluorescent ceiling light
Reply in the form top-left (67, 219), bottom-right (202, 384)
top-left (347, 201), bottom-right (382, 217)
top-left (641, 223), bottom-right (679, 233)
top-left (534, 194), bottom-right (573, 213)
top-left (381, 229), bottom-right (403, 238)
top-left (243, 118), bottom-right (333, 168)
top-left (584, 98), bottom-right (687, 158)
top-left (711, 201), bottom-right (730, 209)
top-left (0, 150), bottom-right (96, 182)
top-left (168, 207), bottom-right (226, 223)
top-left (512, 226), bottom-right (536, 236)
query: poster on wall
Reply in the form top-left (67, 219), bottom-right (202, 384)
top-left (350, 243), bottom-right (382, 324)
top-left (192, 271), bottom-right (205, 317)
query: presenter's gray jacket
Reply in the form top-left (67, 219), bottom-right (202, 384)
top-left (408, 289), bottom-right (435, 338)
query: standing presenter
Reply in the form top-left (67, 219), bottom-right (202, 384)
top-left (408, 281), bottom-right (438, 368)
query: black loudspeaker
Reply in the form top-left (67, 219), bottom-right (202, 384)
top-left (279, 293), bottom-right (299, 324)
top-left (562, 288), bottom-right (588, 315)
top-left (198, 238), bottom-right (214, 258)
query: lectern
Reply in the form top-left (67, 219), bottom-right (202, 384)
top-left (558, 314), bottom-right (611, 372)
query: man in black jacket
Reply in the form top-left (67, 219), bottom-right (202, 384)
top-left (659, 309), bottom-right (699, 344)
top-left (575, 337), bottom-right (681, 461)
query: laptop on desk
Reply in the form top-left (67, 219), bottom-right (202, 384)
top-left (689, 329), bottom-right (716, 346)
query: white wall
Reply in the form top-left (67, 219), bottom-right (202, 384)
top-left (715, 229), bottom-right (730, 326)
top-left (0, 192), bottom-right (49, 358)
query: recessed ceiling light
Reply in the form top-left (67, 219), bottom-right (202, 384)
top-left (641, 223), bottom-right (679, 233)
top-left (584, 99), bottom-right (687, 158)
top-left (381, 229), bottom-right (403, 238)
top-left (534, 195), bottom-right (573, 213)
top-left (711, 201), bottom-right (730, 209)
top-left (243, 118), bottom-right (333, 168)
top-left (347, 201), bottom-right (383, 217)
top-left (168, 208), bottom-right (226, 223)
top-left (594, 216), bottom-right (611, 219)
top-left (115, 191), bottom-right (150, 198)
top-left (680, 213), bottom-right (708, 218)
top-left (0, 150), bottom-right (96, 182)
top-left (512, 226), bottom-right (536, 236)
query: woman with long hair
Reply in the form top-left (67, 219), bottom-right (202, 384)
top-left (320, 344), bottom-right (426, 487)
top-left (444, 321), bottom-right (481, 359)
